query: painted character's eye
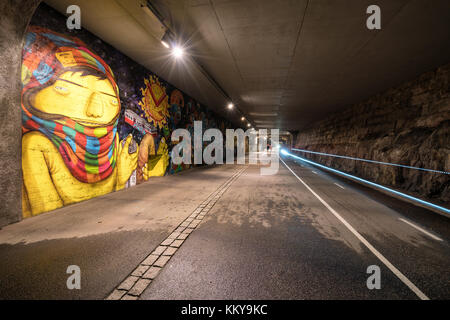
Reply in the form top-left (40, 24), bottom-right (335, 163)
top-left (54, 85), bottom-right (69, 95)
top-left (110, 99), bottom-right (119, 106)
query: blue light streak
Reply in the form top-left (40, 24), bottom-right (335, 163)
top-left (292, 148), bottom-right (450, 175)
top-left (282, 151), bottom-right (450, 215)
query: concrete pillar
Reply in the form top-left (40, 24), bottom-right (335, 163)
top-left (0, 0), bottom-right (41, 227)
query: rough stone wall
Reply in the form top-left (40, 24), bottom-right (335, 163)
top-left (0, 0), bottom-right (41, 227)
top-left (295, 63), bottom-right (450, 204)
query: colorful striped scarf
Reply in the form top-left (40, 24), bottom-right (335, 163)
top-left (21, 26), bottom-right (120, 183)
top-left (22, 109), bottom-right (118, 183)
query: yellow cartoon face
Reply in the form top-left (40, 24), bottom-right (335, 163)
top-left (33, 71), bottom-right (120, 126)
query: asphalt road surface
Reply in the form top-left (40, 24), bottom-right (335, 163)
top-left (0, 158), bottom-right (448, 299)
top-left (141, 158), bottom-right (450, 300)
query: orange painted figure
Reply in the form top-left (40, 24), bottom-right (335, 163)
top-left (139, 75), bottom-right (170, 129)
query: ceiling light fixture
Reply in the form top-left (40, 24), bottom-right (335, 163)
top-left (161, 40), bottom-right (170, 48)
top-left (241, 117), bottom-right (245, 121)
top-left (160, 30), bottom-right (172, 49)
top-left (227, 103), bottom-right (234, 110)
top-left (248, 112), bottom-right (278, 117)
top-left (254, 119), bottom-right (274, 122)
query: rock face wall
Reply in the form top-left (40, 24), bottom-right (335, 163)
top-left (295, 63), bottom-right (450, 204)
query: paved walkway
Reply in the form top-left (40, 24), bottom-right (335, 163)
top-left (0, 164), bottom-right (244, 299)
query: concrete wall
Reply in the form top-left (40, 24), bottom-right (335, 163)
top-left (295, 63), bottom-right (450, 204)
top-left (0, 0), bottom-right (41, 227)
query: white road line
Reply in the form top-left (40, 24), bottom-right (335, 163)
top-left (398, 218), bottom-right (443, 242)
top-left (281, 158), bottom-right (429, 300)
top-left (334, 183), bottom-right (345, 189)
top-left (312, 171), bottom-right (318, 174)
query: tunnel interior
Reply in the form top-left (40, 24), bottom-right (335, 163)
top-left (0, 0), bottom-right (447, 227)
top-left (0, 0), bottom-right (449, 302)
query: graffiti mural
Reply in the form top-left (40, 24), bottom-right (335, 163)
top-left (20, 4), bottom-right (236, 218)
top-left (21, 27), bottom-right (137, 216)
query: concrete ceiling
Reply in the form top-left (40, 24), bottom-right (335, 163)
top-left (45, 0), bottom-right (450, 130)
top-left (44, 0), bottom-right (241, 126)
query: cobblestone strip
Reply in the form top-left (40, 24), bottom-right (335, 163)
top-left (106, 166), bottom-right (248, 300)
